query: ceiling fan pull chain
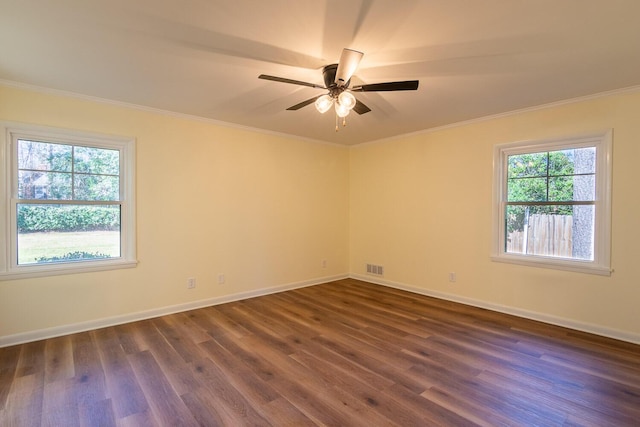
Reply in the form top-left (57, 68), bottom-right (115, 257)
top-left (335, 114), bottom-right (339, 132)
top-left (343, 117), bottom-right (347, 127)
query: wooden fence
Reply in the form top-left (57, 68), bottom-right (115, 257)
top-left (507, 214), bottom-right (573, 257)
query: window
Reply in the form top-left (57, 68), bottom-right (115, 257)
top-left (492, 131), bottom-right (612, 275)
top-left (1, 123), bottom-right (136, 279)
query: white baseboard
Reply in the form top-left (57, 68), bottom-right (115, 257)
top-left (3, 273), bottom-right (638, 347)
top-left (349, 274), bottom-right (640, 345)
top-left (0, 274), bottom-right (348, 348)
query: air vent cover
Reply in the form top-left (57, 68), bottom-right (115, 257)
top-left (366, 264), bottom-right (384, 276)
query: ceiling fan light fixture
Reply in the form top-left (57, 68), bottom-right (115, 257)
top-left (259, 47), bottom-right (419, 130)
top-left (315, 94), bottom-right (333, 113)
top-left (335, 101), bottom-right (351, 118)
top-left (338, 91), bottom-right (356, 110)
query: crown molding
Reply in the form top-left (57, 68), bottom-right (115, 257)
top-left (0, 79), bottom-right (345, 148)
top-left (356, 84), bottom-right (640, 147)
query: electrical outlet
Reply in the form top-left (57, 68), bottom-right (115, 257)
top-left (449, 272), bottom-right (456, 283)
top-left (187, 277), bottom-right (196, 289)
top-left (218, 274), bottom-right (225, 285)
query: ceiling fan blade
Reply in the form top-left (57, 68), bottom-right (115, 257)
top-left (335, 48), bottom-right (364, 87)
top-left (136, 17), bottom-right (327, 70)
top-left (286, 96), bottom-right (322, 111)
top-left (259, 74), bottom-right (325, 89)
top-left (353, 99), bottom-right (371, 115)
top-left (352, 80), bottom-right (419, 92)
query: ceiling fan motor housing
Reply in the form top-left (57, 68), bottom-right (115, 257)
top-left (322, 64), bottom-right (338, 87)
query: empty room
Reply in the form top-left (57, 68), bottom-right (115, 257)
top-left (1, 1), bottom-right (640, 426)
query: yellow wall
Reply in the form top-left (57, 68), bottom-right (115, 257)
top-left (350, 90), bottom-right (640, 341)
top-left (0, 84), bottom-right (350, 339)
top-left (2, 83), bottom-right (640, 344)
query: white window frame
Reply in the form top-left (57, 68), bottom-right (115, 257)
top-left (491, 130), bottom-right (612, 276)
top-left (0, 122), bottom-right (137, 280)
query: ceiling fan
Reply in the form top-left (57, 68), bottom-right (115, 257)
top-left (258, 48), bottom-right (419, 130)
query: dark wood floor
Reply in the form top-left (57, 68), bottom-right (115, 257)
top-left (1, 279), bottom-right (639, 426)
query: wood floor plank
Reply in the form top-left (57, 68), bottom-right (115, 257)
top-left (215, 303), bottom-right (296, 356)
top-left (132, 320), bottom-right (202, 398)
top-left (310, 334), bottom-right (428, 394)
top-left (1, 278), bottom-right (639, 426)
top-left (92, 327), bottom-right (149, 420)
top-left (170, 312), bottom-right (214, 344)
top-left (290, 349), bottom-right (413, 426)
top-left (226, 333), bottom-right (363, 425)
top-left (117, 408), bottom-right (157, 427)
top-left (382, 382), bottom-right (480, 426)
top-left (420, 386), bottom-right (515, 427)
top-left (41, 377), bottom-right (80, 427)
top-left (258, 397), bottom-right (318, 427)
top-left (78, 398), bottom-right (116, 427)
top-left (187, 356), bottom-right (272, 426)
top-left (71, 332), bottom-right (108, 408)
top-left (43, 335), bottom-right (74, 384)
top-left (205, 305), bottom-right (253, 339)
top-left (127, 350), bottom-right (200, 426)
top-left (182, 309), bottom-right (231, 339)
top-left (15, 340), bottom-right (46, 378)
top-left (199, 338), bottom-right (280, 406)
top-left (1, 373), bottom-right (44, 427)
top-left (113, 322), bottom-right (149, 355)
top-left (290, 338), bottom-right (395, 392)
top-left (151, 316), bottom-right (208, 364)
top-left (180, 389), bottom-right (229, 426)
top-left (0, 345), bottom-right (22, 411)
top-left (477, 369), bottom-right (640, 426)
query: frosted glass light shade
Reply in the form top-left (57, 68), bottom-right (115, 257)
top-left (335, 101), bottom-right (351, 117)
top-left (315, 95), bottom-right (333, 113)
top-left (338, 91), bottom-right (356, 110)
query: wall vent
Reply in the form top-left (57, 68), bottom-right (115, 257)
top-left (366, 263), bottom-right (384, 276)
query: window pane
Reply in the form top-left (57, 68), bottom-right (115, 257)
top-left (548, 147), bottom-right (596, 177)
top-left (74, 146), bottom-right (120, 175)
top-left (548, 174), bottom-right (595, 202)
top-left (74, 174), bottom-right (120, 201)
top-left (549, 176), bottom-right (573, 202)
top-left (548, 150), bottom-right (575, 176)
top-left (505, 204), bottom-right (594, 260)
top-left (507, 152), bottom-right (548, 178)
top-left (573, 174), bottom-right (596, 201)
top-left (18, 140), bottom-right (72, 172)
top-left (18, 171), bottom-right (72, 200)
top-left (507, 177), bottom-right (547, 202)
top-left (17, 204), bottom-right (121, 265)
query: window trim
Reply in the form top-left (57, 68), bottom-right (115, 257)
top-left (0, 122), bottom-right (137, 280)
top-left (491, 130), bottom-right (612, 276)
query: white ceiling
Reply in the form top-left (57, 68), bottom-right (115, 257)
top-left (2, 0), bottom-right (640, 145)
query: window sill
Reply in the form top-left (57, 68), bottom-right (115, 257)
top-left (0, 259), bottom-right (138, 281)
top-left (491, 254), bottom-right (612, 276)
